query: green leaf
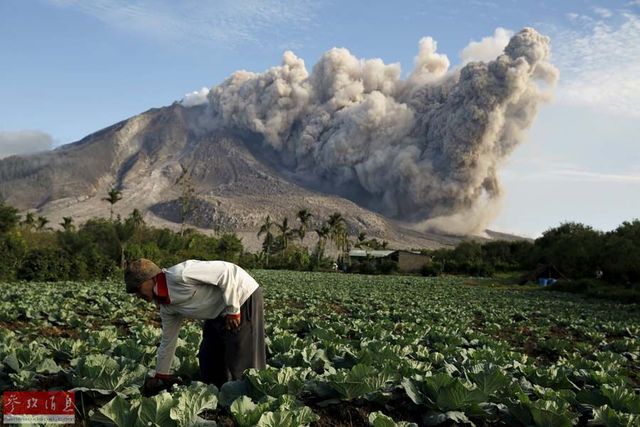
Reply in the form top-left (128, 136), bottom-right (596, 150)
top-left (369, 411), bottom-right (397, 427)
top-left (2, 341), bottom-right (60, 374)
top-left (401, 378), bottom-right (424, 405)
top-left (36, 357), bottom-right (62, 374)
top-left (327, 364), bottom-right (392, 400)
top-left (590, 405), bottom-right (640, 427)
top-left (577, 389), bottom-right (609, 407)
top-left (368, 411), bottom-right (419, 427)
top-left (170, 382), bottom-right (219, 426)
top-left (467, 364), bottom-right (509, 396)
top-left (528, 401), bottom-right (575, 427)
top-left (435, 381), bottom-right (486, 412)
top-left (423, 411), bottom-right (471, 426)
top-left (246, 367), bottom-right (309, 398)
top-left (601, 385), bottom-right (640, 413)
top-left (422, 373), bottom-right (457, 400)
top-left (139, 392), bottom-right (177, 427)
top-left (256, 406), bottom-right (319, 427)
top-left (231, 396), bottom-right (266, 427)
top-left (70, 354), bottom-right (146, 395)
top-left (9, 370), bottom-right (38, 389)
top-left (98, 395), bottom-right (140, 427)
top-left (219, 379), bottom-right (251, 407)
top-left (256, 411), bottom-right (292, 427)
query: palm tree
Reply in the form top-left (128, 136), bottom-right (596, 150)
top-left (102, 187), bottom-right (123, 220)
top-left (276, 217), bottom-right (292, 252)
top-left (36, 215), bottom-right (49, 231)
top-left (22, 212), bottom-right (36, 230)
top-left (127, 208), bottom-right (145, 229)
top-left (355, 231), bottom-right (367, 248)
top-left (257, 215), bottom-right (275, 266)
top-left (326, 212), bottom-right (349, 265)
top-left (295, 208), bottom-right (313, 244)
top-left (314, 224), bottom-right (330, 265)
top-left (326, 212), bottom-right (346, 247)
top-left (60, 216), bottom-right (74, 231)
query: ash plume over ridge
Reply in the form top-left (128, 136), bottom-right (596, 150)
top-left (190, 28), bottom-right (557, 235)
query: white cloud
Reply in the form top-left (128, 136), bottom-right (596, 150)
top-left (0, 130), bottom-right (54, 158)
top-left (592, 7), bottom-right (613, 18)
top-left (46, 0), bottom-right (318, 48)
top-left (506, 156), bottom-right (640, 184)
top-left (459, 27), bottom-right (513, 64)
top-left (181, 87), bottom-right (210, 107)
top-left (566, 12), bottom-right (580, 21)
top-left (542, 169), bottom-right (640, 183)
top-left (552, 11), bottom-right (640, 117)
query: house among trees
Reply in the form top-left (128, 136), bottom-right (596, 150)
top-left (349, 249), bottom-right (431, 273)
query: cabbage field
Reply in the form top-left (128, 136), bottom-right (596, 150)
top-left (1, 271), bottom-right (639, 426)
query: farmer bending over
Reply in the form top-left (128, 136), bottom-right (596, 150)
top-left (124, 259), bottom-right (266, 390)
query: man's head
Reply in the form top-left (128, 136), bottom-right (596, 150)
top-left (124, 259), bottom-right (161, 302)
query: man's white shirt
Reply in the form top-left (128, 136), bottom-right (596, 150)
top-left (154, 260), bottom-right (259, 374)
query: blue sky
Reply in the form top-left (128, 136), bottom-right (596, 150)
top-left (1, 0), bottom-right (638, 237)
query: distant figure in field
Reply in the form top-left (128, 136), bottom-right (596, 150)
top-left (124, 259), bottom-right (266, 390)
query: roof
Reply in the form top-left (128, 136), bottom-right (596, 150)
top-left (397, 250), bottom-right (424, 255)
top-left (349, 249), bottom-right (396, 258)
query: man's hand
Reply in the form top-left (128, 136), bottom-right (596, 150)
top-left (225, 313), bottom-right (241, 331)
top-left (143, 373), bottom-right (183, 396)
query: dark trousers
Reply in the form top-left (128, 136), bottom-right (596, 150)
top-left (199, 287), bottom-right (266, 387)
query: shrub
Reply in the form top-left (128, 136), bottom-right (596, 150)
top-left (17, 248), bottom-right (72, 281)
top-left (420, 261), bottom-right (442, 277)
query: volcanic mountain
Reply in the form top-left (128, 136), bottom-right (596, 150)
top-left (0, 103), bottom-right (519, 250)
top-left (1, 27), bottom-right (556, 250)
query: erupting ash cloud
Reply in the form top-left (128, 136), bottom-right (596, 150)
top-left (190, 28), bottom-right (558, 234)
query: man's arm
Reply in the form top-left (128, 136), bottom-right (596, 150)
top-left (156, 310), bottom-right (183, 375)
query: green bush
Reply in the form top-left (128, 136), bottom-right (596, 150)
top-left (346, 258), bottom-right (398, 275)
top-left (546, 278), bottom-right (640, 304)
top-left (17, 248), bottom-right (72, 281)
top-left (420, 261), bottom-right (442, 277)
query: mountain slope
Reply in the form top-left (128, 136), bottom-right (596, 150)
top-left (0, 103), bottom-right (522, 251)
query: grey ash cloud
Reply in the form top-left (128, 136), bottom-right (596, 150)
top-left (190, 28), bottom-right (558, 235)
top-left (0, 130), bottom-right (54, 159)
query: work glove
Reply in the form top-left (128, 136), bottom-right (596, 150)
top-left (142, 373), bottom-right (184, 396)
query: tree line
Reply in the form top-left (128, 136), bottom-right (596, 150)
top-left (0, 196), bottom-right (246, 281)
top-left (0, 191), bottom-right (638, 286)
top-left (422, 221), bottom-right (640, 285)
top-left (0, 192), bottom-right (363, 280)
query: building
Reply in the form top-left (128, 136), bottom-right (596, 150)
top-left (348, 249), bottom-right (431, 273)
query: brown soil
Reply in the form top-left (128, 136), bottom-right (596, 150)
top-left (199, 409), bottom-right (236, 426)
top-left (0, 321), bottom-right (80, 339)
top-left (311, 403), bottom-right (370, 427)
top-left (324, 303), bottom-right (351, 316)
top-left (40, 325), bottom-right (81, 339)
top-left (0, 320), bottom-right (30, 330)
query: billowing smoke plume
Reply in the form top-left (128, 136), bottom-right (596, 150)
top-left (194, 28), bottom-right (558, 234)
top-left (0, 130), bottom-right (54, 159)
top-left (182, 87), bottom-right (210, 107)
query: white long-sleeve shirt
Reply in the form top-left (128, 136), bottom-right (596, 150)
top-left (154, 260), bottom-right (259, 374)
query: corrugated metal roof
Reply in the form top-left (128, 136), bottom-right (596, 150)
top-left (349, 249), bottom-right (396, 258)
